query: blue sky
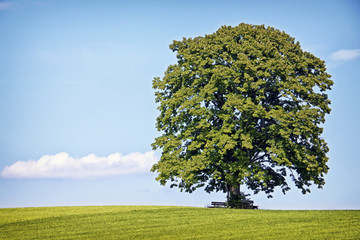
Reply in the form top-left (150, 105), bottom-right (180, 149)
top-left (0, 0), bottom-right (359, 209)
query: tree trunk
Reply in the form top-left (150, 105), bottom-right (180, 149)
top-left (226, 184), bottom-right (240, 201)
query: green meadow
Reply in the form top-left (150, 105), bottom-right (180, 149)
top-left (0, 206), bottom-right (359, 239)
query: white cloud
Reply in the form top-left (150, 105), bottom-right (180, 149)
top-left (330, 49), bottom-right (360, 61)
top-left (0, 2), bottom-right (12, 11)
top-left (1, 151), bottom-right (158, 179)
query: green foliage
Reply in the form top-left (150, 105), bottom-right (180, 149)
top-left (1, 206), bottom-right (359, 239)
top-left (152, 23), bottom-right (333, 197)
top-left (227, 191), bottom-right (253, 209)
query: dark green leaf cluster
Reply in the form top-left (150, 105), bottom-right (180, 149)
top-left (152, 23), bottom-right (333, 197)
top-left (227, 191), bottom-right (252, 209)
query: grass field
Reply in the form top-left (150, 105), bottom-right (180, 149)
top-left (0, 206), bottom-right (359, 239)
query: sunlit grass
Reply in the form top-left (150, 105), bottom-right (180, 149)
top-left (1, 206), bottom-right (359, 239)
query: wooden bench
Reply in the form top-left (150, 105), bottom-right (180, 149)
top-left (208, 200), bottom-right (259, 209)
top-left (208, 201), bottom-right (258, 209)
top-left (209, 201), bottom-right (227, 208)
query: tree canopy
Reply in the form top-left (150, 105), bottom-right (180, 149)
top-left (151, 23), bottom-right (333, 199)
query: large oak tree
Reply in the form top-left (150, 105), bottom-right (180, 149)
top-left (151, 23), bottom-right (333, 201)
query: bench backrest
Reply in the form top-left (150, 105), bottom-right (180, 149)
top-left (211, 202), bottom-right (226, 205)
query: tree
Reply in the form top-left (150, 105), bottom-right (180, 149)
top-left (151, 23), bottom-right (333, 203)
